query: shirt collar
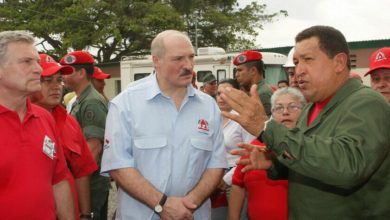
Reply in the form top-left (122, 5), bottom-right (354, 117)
top-left (77, 84), bottom-right (93, 102)
top-left (145, 74), bottom-right (197, 100)
top-left (51, 105), bottom-right (67, 129)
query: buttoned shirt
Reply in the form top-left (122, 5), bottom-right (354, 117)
top-left (70, 84), bottom-right (110, 202)
top-left (264, 79), bottom-right (390, 219)
top-left (101, 74), bottom-right (228, 220)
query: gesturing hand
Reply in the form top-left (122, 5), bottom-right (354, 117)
top-left (220, 84), bottom-right (268, 137)
top-left (231, 143), bottom-right (273, 172)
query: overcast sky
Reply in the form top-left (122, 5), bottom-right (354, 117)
top-left (240, 0), bottom-right (390, 48)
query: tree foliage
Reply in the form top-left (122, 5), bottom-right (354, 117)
top-left (0, 0), bottom-right (287, 63)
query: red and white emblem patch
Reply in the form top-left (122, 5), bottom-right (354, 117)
top-left (103, 138), bottom-right (110, 150)
top-left (375, 51), bottom-right (387, 62)
top-left (197, 119), bottom-right (209, 132)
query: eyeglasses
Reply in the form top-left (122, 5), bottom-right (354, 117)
top-left (272, 103), bottom-right (302, 114)
top-left (40, 77), bottom-right (64, 86)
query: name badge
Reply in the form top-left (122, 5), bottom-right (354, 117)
top-left (42, 135), bottom-right (56, 159)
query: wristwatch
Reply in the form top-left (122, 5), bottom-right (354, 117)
top-left (154, 193), bottom-right (168, 215)
top-left (80, 212), bottom-right (94, 219)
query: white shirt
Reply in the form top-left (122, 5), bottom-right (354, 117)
top-left (223, 112), bottom-right (255, 167)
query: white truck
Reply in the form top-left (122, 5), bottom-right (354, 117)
top-left (120, 47), bottom-right (287, 90)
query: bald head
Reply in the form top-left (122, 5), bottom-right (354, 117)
top-left (151, 30), bottom-right (192, 58)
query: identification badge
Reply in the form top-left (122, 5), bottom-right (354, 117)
top-left (42, 135), bottom-right (56, 159)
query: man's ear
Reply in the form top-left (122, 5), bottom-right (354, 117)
top-left (152, 55), bottom-right (160, 69)
top-left (78, 68), bottom-right (87, 78)
top-left (334, 53), bottom-right (348, 73)
top-left (249, 66), bottom-right (257, 76)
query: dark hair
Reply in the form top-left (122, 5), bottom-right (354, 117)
top-left (244, 60), bottom-right (265, 78)
top-left (278, 79), bottom-right (289, 86)
top-left (73, 64), bottom-right (94, 80)
top-left (218, 78), bottom-right (240, 89)
top-left (295, 25), bottom-right (351, 70)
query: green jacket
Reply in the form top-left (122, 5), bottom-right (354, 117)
top-left (263, 79), bottom-right (390, 219)
top-left (71, 85), bottom-right (107, 141)
top-left (256, 80), bottom-right (273, 117)
top-left (71, 84), bottom-right (110, 193)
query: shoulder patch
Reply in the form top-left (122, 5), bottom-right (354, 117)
top-left (85, 110), bottom-right (95, 121)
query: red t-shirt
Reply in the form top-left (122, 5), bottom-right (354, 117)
top-left (52, 105), bottom-right (98, 219)
top-left (0, 100), bottom-right (69, 219)
top-left (232, 139), bottom-right (288, 220)
top-left (307, 96), bottom-right (333, 126)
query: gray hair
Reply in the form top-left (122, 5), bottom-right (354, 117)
top-left (271, 87), bottom-right (307, 108)
top-left (0, 30), bottom-right (35, 64)
top-left (151, 30), bottom-right (192, 58)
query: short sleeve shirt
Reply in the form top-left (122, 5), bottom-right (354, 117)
top-left (0, 100), bottom-right (69, 219)
top-left (101, 74), bottom-right (228, 220)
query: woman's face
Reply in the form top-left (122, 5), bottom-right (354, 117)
top-left (272, 94), bottom-right (303, 129)
top-left (216, 83), bottom-right (233, 112)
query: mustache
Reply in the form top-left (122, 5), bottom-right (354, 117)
top-left (179, 69), bottom-right (192, 77)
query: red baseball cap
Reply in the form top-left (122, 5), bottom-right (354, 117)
top-left (93, 67), bottom-right (111, 79)
top-left (59, 50), bottom-right (95, 65)
top-left (39, 54), bottom-right (74, 77)
top-left (364, 47), bottom-right (390, 77)
top-left (233, 50), bottom-right (262, 66)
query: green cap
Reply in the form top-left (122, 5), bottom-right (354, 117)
top-left (202, 73), bottom-right (216, 83)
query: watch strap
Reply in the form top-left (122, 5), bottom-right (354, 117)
top-left (154, 193), bottom-right (168, 215)
top-left (159, 193), bottom-right (168, 207)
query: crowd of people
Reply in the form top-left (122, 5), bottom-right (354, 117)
top-left (0, 24), bottom-right (389, 220)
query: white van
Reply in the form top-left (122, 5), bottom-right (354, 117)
top-left (120, 47), bottom-right (287, 89)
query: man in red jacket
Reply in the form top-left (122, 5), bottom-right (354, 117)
top-left (31, 53), bottom-right (98, 220)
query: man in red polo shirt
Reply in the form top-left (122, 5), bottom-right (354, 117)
top-left (31, 54), bottom-right (98, 220)
top-left (0, 31), bottom-right (74, 219)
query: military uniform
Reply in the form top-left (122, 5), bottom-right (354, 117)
top-left (71, 85), bottom-right (110, 220)
top-left (256, 80), bottom-right (273, 117)
top-left (233, 50), bottom-right (274, 117)
top-left (262, 79), bottom-right (390, 219)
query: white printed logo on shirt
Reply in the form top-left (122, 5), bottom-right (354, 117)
top-left (42, 135), bottom-right (56, 159)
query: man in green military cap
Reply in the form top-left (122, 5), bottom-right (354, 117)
top-left (202, 73), bottom-right (217, 99)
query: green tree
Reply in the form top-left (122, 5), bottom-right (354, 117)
top-left (0, 0), bottom-right (286, 62)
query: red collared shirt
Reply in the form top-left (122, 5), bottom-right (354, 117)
top-left (52, 105), bottom-right (98, 178)
top-left (0, 100), bottom-right (68, 219)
